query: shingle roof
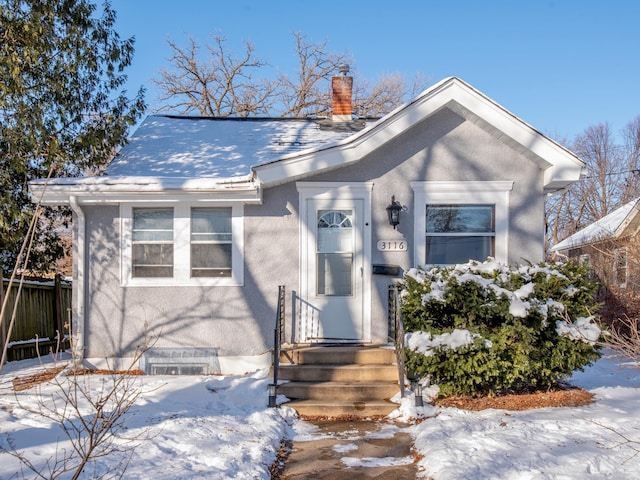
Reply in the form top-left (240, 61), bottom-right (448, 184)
top-left (105, 115), bottom-right (372, 181)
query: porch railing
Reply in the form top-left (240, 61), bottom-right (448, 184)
top-left (388, 284), bottom-right (406, 398)
top-left (269, 285), bottom-right (286, 408)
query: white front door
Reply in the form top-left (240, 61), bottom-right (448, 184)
top-left (301, 197), bottom-right (367, 342)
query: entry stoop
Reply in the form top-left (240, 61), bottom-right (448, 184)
top-left (276, 345), bottom-right (400, 418)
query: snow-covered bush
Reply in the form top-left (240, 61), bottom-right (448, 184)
top-left (401, 259), bottom-right (603, 396)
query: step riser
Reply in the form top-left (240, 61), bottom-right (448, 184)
top-left (281, 348), bottom-right (396, 365)
top-left (279, 365), bottom-right (398, 382)
top-left (279, 383), bottom-right (399, 401)
top-left (286, 401), bottom-right (398, 418)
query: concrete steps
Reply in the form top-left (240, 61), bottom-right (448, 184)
top-left (278, 363), bottom-right (398, 382)
top-left (279, 381), bottom-right (399, 401)
top-left (276, 345), bottom-right (400, 418)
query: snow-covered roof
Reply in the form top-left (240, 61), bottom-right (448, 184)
top-left (552, 198), bottom-right (640, 251)
top-left (30, 77), bottom-right (586, 204)
top-left (106, 115), bottom-right (371, 180)
top-left (30, 115), bottom-right (373, 204)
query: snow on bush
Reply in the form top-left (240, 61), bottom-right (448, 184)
top-left (401, 258), bottom-right (603, 396)
top-left (405, 329), bottom-right (492, 357)
top-left (556, 316), bottom-right (602, 344)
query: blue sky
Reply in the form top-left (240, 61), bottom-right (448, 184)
top-left (109, 0), bottom-right (639, 143)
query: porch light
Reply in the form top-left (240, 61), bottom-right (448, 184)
top-left (413, 382), bottom-right (424, 407)
top-left (386, 196), bottom-right (402, 229)
top-left (268, 383), bottom-right (277, 408)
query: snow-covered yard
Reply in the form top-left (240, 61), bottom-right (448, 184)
top-left (1, 352), bottom-right (639, 479)
top-left (404, 353), bottom-right (640, 479)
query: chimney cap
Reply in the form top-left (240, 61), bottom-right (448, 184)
top-left (338, 63), bottom-right (350, 75)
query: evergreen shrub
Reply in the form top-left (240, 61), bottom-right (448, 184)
top-left (401, 259), bottom-right (603, 397)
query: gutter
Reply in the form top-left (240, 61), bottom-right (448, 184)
top-left (30, 177), bottom-right (263, 205)
top-left (69, 196), bottom-right (85, 368)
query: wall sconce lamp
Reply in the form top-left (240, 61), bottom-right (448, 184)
top-left (386, 196), bottom-right (402, 229)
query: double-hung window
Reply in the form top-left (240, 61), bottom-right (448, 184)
top-left (122, 203), bottom-right (243, 286)
top-left (132, 208), bottom-right (174, 277)
top-left (412, 181), bottom-right (513, 266)
top-left (426, 204), bottom-right (495, 265)
top-left (191, 208), bottom-right (232, 277)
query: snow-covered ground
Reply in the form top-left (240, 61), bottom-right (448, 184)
top-left (1, 352), bottom-right (639, 479)
top-left (0, 355), bottom-right (292, 479)
top-left (400, 353), bottom-right (640, 479)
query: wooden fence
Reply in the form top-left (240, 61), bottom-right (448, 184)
top-left (0, 275), bottom-right (72, 362)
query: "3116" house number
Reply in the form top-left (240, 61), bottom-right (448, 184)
top-left (377, 240), bottom-right (407, 252)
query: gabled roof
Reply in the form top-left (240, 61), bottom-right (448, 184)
top-left (253, 77), bottom-right (586, 192)
top-left (552, 198), bottom-right (640, 252)
top-left (30, 77), bottom-right (585, 205)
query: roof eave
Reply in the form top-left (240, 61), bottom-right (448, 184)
top-left (29, 177), bottom-right (262, 205)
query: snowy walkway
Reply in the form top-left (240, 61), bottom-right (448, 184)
top-left (279, 418), bottom-right (418, 479)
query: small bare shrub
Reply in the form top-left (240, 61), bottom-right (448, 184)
top-left (1, 346), bottom-right (153, 479)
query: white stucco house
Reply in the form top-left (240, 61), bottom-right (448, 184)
top-left (30, 75), bottom-right (585, 374)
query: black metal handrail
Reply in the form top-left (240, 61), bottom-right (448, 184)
top-left (269, 285), bottom-right (285, 407)
top-left (389, 284), bottom-right (406, 398)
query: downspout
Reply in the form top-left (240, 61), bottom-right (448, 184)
top-left (69, 195), bottom-right (85, 368)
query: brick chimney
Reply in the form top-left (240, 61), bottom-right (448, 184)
top-left (332, 64), bottom-right (352, 122)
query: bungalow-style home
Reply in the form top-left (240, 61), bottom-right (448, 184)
top-left (552, 198), bottom-right (640, 321)
top-left (30, 74), bottom-right (585, 375)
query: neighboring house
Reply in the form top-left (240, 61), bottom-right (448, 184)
top-left (30, 75), bottom-right (585, 374)
top-left (552, 198), bottom-right (640, 321)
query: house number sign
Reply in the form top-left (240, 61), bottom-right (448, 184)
top-left (377, 240), bottom-right (407, 252)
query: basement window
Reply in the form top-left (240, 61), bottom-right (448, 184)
top-left (140, 347), bottom-right (221, 375)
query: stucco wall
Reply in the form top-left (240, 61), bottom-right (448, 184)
top-left (297, 108), bottom-right (544, 342)
top-left (82, 202), bottom-right (298, 362)
top-left (80, 107), bottom-right (545, 364)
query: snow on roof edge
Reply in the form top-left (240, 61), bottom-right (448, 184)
top-left (552, 198), bottom-right (640, 251)
top-left (31, 174), bottom-right (254, 188)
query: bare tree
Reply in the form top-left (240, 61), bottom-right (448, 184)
top-left (622, 116), bottom-right (640, 193)
top-left (547, 119), bottom-right (640, 249)
top-left (155, 31), bottom-right (430, 120)
top-left (574, 123), bottom-right (628, 223)
top-left (277, 32), bottom-right (349, 117)
top-left (154, 34), bottom-right (276, 116)
top-left (601, 315), bottom-right (640, 366)
top-left (354, 72), bottom-right (428, 118)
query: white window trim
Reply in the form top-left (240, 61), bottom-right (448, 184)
top-left (121, 202), bottom-right (244, 287)
top-left (613, 247), bottom-right (628, 289)
top-left (412, 181), bottom-right (513, 266)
